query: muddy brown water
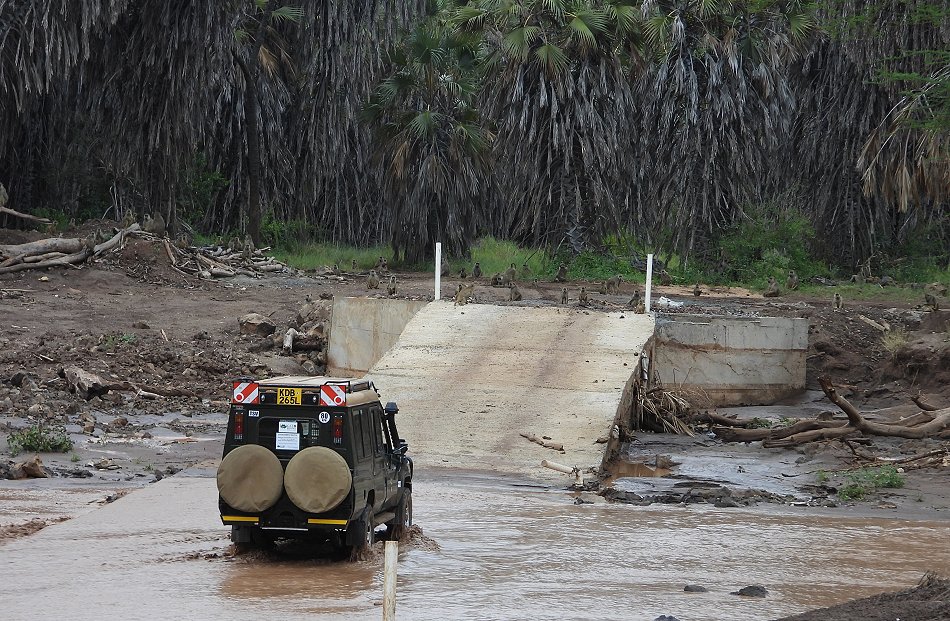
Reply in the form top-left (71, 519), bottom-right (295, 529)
top-left (2, 470), bottom-right (949, 621)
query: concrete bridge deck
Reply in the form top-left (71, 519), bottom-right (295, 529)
top-left (366, 302), bottom-right (655, 479)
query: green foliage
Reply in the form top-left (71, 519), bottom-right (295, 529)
top-left (714, 204), bottom-right (827, 286)
top-left (275, 243), bottom-right (392, 271)
top-left (260, 216), bottom-right (318, 249)
top-left (836, 466), bottom-right (905, 501)
top-left (100, 333), bottom-right (136, 350)
top-left (564, 251), bottom-right (642, 283)
top-left (8, 424), bottom-right (73, 456)
top-left (461, 237), bottom-right (553, 278)
top-left (815, 470), bottom-right (829, 484)
top-left (747, 417), bottom-right (772, 429)
top-left (178, 154), bottom-right (229, 227)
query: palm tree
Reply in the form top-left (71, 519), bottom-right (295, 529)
top-left (364, 12), bottom-right (494, 263)
top-left (232, 0), bottom-right (303, 245)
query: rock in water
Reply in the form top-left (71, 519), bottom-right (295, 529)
top-left (732, 585), bottom-right (768, 597)
top-left (684, 585), bottom-right (708, 593)
top-left (238, 313), bottom-right (277, 337)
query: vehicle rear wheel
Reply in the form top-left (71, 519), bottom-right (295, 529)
top-left (346, 506), bottom-right (375, 556)
top-left (387, 488), bottom-right (412, 540)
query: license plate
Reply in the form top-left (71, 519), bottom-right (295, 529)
top-left (276, 388), bottom-right (302, 405)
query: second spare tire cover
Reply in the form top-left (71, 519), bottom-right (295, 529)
top-left (283, 446), bottom-right (352, 514)
top-left (216, 444), bottom-right (284, 512)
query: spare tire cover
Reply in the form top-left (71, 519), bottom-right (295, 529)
top-left (283, 447), bottom-right (352, 514)
top-left (216, 445), bottom-right (284, 512)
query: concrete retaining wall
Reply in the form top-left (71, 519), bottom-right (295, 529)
top-left (327, 297), bottom-right (428, 376)
top-left (652, 314), bottom-right (809, 406)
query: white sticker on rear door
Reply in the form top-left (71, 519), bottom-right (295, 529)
top-left (276, 432), bottom-right (300, 451)
top-left (278, 420), bottom-right (298, 433)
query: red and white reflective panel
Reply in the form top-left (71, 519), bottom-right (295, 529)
top-left (232, 381), bottom-right (259, 404)
top-left (319, 384), bottom-right (346, 407)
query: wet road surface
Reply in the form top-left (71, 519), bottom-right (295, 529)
top-left (2, 469), bottom-right (949, 621)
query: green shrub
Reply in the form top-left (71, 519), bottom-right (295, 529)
top-left (836, 465), bottom-right (905, 501)
top-left (8, 424), bottom-right (73, 456)
top-left (714, 204), bottom-right (827, 286)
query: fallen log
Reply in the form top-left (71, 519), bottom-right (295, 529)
top-left (912, 395), bottom-right (941, 412)
top-left (687, 410), bottom-right (748, 428)
top-left (714, 419), bottom-right (846, 443)
top-left (0, 237), bottom-right (84, 258)
top-left (762, 426), bottom-right (860, 448)
top-left (0, 248), bottom-right (91, 274)
top-left (0, 205), bottom-right (52, 225)
top-left (818, 376), bottom-right (950, 440)
top-left (520, 432), bottom-right (564, 452)
top-left (93, 223), bottom-right (140, 256)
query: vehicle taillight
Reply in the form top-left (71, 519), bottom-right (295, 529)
top-left (332, 416), bottom-right (343, 445)
top-left (233, 413), bottom-right (244, 441)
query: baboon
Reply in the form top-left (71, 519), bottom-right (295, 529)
top-left (440, 257), bottom-right (450, 277)
top-left (228, 236), bottom-right (242, 252)
top-left (764, 276), bottom-right (780, 298)
top-left (455, 283), bottom-right (475, 306)
top-left (175, 232), bottom-right (191, 249)
top-left (459, 267), bottom-right (467, 279)
top-left (332, 263), bottom-right (340, 273)
top-left (924, 293), bottom-right (940, 311)
top-left (879, 275), bottom-right (894, 287)
top-left (375, 256), bottom-right (389, 272)
top-left (352, 259), bottom-right (358, 271)
top-left (657, 269), bottom-right (672, 286)
top-left (242, 233), bottom-right (255, 259)
top-left (634, 301), bottom-right (646, 314)
top-left (472, 262), bottom-right (482, 278)
top-left (508, 282), bottom-right (522, 302)
top-left (603, 274), bottom-right (622, 295)
top-left (490, 272), bottom-right (502, 286)
top-left (142, 212), bottom-right (166, 237)
top-left (555, 263), bottom-right (568, 282)
top-left (628, 289), bottom-right (641, 308)
top-left (387, 276), bottom-right (397, 296)
top-left (366, 270), bottom-right (380, 290)
top-left (849, 273), bottom-right (865, 285)
top-left (560, 287), bottom-right (568, 304)
top-left (82, 233), bottom-right (96, 251)
top-left (502, 263), bottom-right (517, 286)
top-left (832, 292), bottom-right (843, 311)
top-left (693, 283), bottom-right (702, 297)
top-left (786, 270), bottom-right (799, 291)
top-left (578, 287), bottom-right (589, 306)
top-left (120, 211), bottom-right (136, 229)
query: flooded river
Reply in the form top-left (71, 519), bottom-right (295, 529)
top-left (2, 469), bottom-right (949, 621)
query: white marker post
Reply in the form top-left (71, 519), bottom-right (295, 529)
top-left (383, 540), bottom-right (398, 621)
top-left (645, 253), bottom-right (654, 313)
top-left (434, 242), bottom-right (442, 301)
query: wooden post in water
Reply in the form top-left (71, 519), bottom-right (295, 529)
top-left (383, 540), bottom-right (398, 621)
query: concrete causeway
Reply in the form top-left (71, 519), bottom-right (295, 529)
top-left (366, 302), bottom-right (655, 479)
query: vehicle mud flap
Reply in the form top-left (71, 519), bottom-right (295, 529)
top-left (345, 506), bottom-right (374, 550)
top-left (231, 525), bottom-right (252, 544)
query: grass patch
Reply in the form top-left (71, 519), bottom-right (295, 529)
top-left (881, 328), bottom-right (909, 358)
top-left (462, 237), bottom-right (553, 278)
top-left (836, 465), bottom-right (905, 501)
top-left (275, 243), bottom-right (393, 272)
top-left (8, 424), bottom-right (73, 456)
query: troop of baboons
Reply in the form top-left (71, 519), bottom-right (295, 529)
top-left (356, 255), bottom-right (946, 315)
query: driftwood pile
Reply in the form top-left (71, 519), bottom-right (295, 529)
top-left (0, 224), bottom-right (140, 275)
top-left (707, 377), bottom-right (950, 448)
top-left (161, 239), bottom-right (290, 279)
top-left (0, 224), bottom-right (289, 279)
